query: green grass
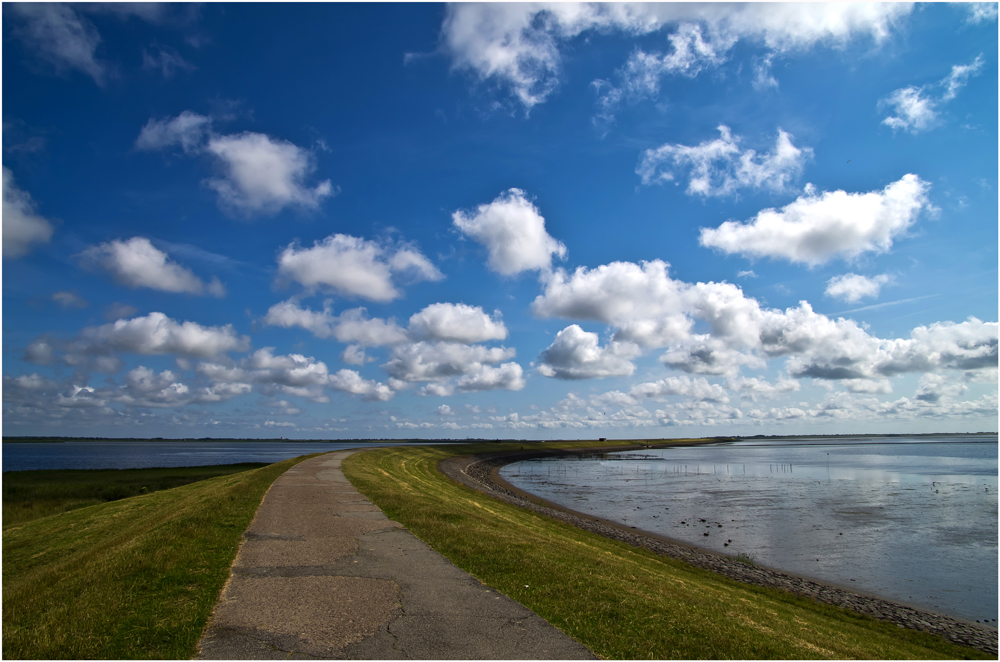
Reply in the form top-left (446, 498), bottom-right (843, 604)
top-left (3, 463), bottom-right (269, 526)
top-left (343, 442), bottom-right (988, 660)
top-left (2, 454), bottom-right (318, 660)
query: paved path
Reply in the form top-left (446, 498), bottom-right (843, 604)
top-left (196, 451), bottom-right (595, 660)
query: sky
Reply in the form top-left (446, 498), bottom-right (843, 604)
top-left (2, 2), bottom-right (997, 440)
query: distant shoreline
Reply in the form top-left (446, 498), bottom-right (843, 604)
top-left (4, 431), bottom-right (997, 444)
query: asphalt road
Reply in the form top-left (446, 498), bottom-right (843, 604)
top-left (196, 451), bottom-right (595, 659)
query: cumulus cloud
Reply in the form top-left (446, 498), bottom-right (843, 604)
top-left (383, 342), bottom-right (516, 383)
top-left (456, 362), bottom-right (526, 392)
top-left (135, 111), bottom-right (212, 153)
top-left (914, 373), bottom-right (968, 403)
top-left (201, 347), bottom-right (394, 403)
top-left (725, 375), bottom-right (800, 401)
top-left (408, 303), bottom-right (507, 343)
top-left (264, 300), bottom-right (410, 346)
top-left (3, 167), bottom-right (55, 259)
top-left (135, 111), bottom-right (334, 216)
top-left (331, 307), bottom-right (411, 346)
top-left (630, 375), bottom-right (729, 402)
top-left (263, 299), bottom-right (339, 338)
top-left (698, 174), bottom-right (931, 265)
top-left (452, 188), bottom-right (566, 276)
top-left (328, 369), bottom-right (394, 401)
top-left (442, 3), bottom-right (911, 110)
top-left (637, 125), bottom-right (812, 197)
top-left (533, 256), bottom-right (997, 385)
top-left (70, 312), bottom-right (250, 361)
top-left (825, 273), bottom-right (892, 303)
top-left (536, 325), bottom-right (640, 380)
top-left (340, 345), bottom-right (369, 366)
top-left (205, 132), bottom-right (334, 216)
top-left (880, 87), bottom-right (938, 133)
top-left (881, 55), bottom-right (984, 133)
top-left (78, 237), bottom-right (225, 296)
top-left (277, 234), bottom-right (442, 302)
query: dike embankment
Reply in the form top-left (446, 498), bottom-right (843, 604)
top-left (439, 446), bottom-right (998, 657)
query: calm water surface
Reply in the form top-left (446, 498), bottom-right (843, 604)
top-left (1, 440), bottom-right (414, 472)
top-left (500, 435), bottom-right (998, 624)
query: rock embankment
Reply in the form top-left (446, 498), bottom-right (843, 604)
top-left (439, 449), bottom-right (998, 657)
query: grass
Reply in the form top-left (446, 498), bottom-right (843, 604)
top-left (342, 441), bottom-right (988, 660)
top-left (2, 454), bottom-right (318, 660)
top-left (3, 463), bottom-right (269, 526)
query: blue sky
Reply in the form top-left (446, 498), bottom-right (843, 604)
top-left (3, 2), bottom-right (997, 439)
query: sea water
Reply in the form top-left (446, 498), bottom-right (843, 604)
top-left (499, 435), bottom-right (998, 624)
top-left (1, 440), bottom-right (409, 472)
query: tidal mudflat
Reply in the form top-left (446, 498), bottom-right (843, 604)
top-left (499, 434), bottom-right (998, 625)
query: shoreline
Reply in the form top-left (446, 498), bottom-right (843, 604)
top-left (439, 444), bottom-right (998, 656)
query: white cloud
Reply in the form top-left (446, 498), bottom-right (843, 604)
top-left (536, 325), bottom-right (640, 380)
top-left (3, 167), bottom-right (55, 259)
top-left (78, 237), bottom-right (225, 296)
top-left (388, 248), bottom-right (447, 284)
top-left (436, 404), bottom-right (454, 416)
top-left (914, 373), bottom-right (968, 403)
top-left (277, 234), bottom-right (441, 302)
top-left (941, 55), bottom-right (985, 101)
top-left (340, 345), bottom-right (369, 366)
top-left (630, 375), bottom-right (730, 402)
top-left (263, 299), bottom-right (410, 346)
top-left (205, 132), bottom-right (334, 216)
top-left (332, 308), bottom-right (410, 346)
top-left (328, 369), bottom-right (394, 401)
top-left (638, 125), bottom-right (812, 197)
top-left (77, 312), bottom-right (250, 359)
top-left (408, 303), bottom-right (507, 343)
top-left (263, 299), bottom-right (339, 338)
top-left (8, 3), bottom-right (107, 85)
top-left (456, 362), bottom-right (526, 392)
top-left (659, 337), bottom-right (764, 376)
top-left (200, 347), bottom-right (395, 403)
top-left (725, 375), bottom-right (800, 401)
top-left (452, 188), bottom-right (567, 275)
top-left (533, 260), bottom-right (688, 340)
top-left (52, 291), bottom-right (88, 309)
top-left (880, 86), bottom-right (938, 133)
top-left (698, 174), bottom-right (931, 265)
top-left (825, 273), bottom-right (892, 303)
top-left (383, 342), bottom-right (516, 383)
top-left (135, 111), bottom-right (335, 217)
top-left (135, 111), bottom-right (212, 153)
top-left (442, 3), bottom-right (912, 110)
top-left (881, 55), bottom-right (985, 133)
top-left (533, 256), bottom-right (996, 385)
top-left (965, 3), bottom-right (998, 23)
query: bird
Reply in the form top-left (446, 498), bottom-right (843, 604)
top-left (847, 159), bottom-right (851, 163)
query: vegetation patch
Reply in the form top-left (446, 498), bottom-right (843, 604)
top-left (3, 463), bottom-right (268, 526)
top-left (2, 454), bottom-right (317, 660)
top-left (343, 442), bottom-right (988, 660)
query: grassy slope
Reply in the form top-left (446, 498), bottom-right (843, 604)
top-left (2, 454), bottom-right (317, 660)
top-left (3, 463), bottom-right (269, 526)
top-left (343, 442), bottom-right (987, 660)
